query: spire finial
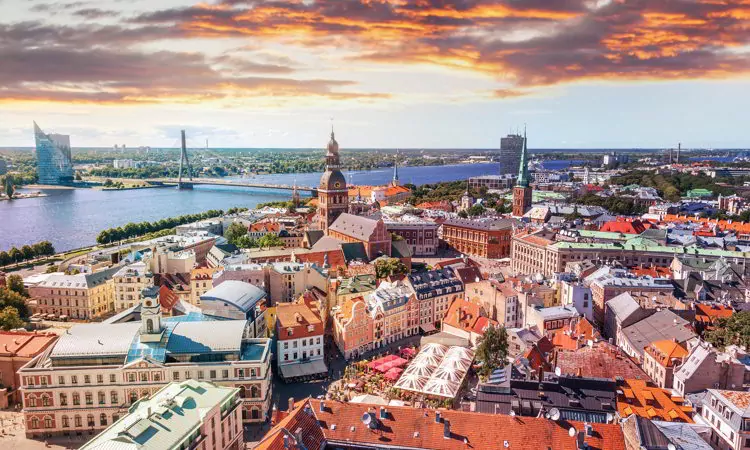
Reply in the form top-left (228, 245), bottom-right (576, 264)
top-left (330, 116), bottom-right (334, 138)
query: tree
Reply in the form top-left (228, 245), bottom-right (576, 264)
top-left (705, 311), bottom-right (750, 349)
top-left (224, 222), bottom-right (248, 245)
top-left (467, 204), bottom-right (485, 217)
top-left (0, 251), bottom-right (9, 266)
top-left (8, 247), bottom-right (23, 263)
top-left (257, 234), bottom-right (284, 248)
top-left (6, 274), bottom-right (28, 297)
top-left (0, 306), bottom-right (24, 330)
top-left (374, 258), bottom-right (408, 279)
top-left (234, 235), bottom-right (257, 249)
top-left (0, 288), bottom-right (28, 318)
top-left (475, 325), bottom-right (509, 378)
top-left (457, 210), bottom-right (468, 218)
top-left (21, 245), bottom-right (34, 261)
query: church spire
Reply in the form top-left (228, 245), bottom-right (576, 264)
top-left (516, 126), bottom-right (530, 187)
top-left (392, 151), bottom-right (400, 186)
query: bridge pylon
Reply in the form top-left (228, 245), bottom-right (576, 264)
top-left (177, 129), bottom-right (194, 189)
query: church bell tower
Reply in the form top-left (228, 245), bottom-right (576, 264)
top-left (139, 286), bottom-right (164, 343)
top-left (318, 127), bottom-right (349, 233)
top-left (512, 128), bottom-right (532, 217)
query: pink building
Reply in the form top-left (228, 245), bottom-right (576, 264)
top-left (332, 296), bottom-right (374, 359)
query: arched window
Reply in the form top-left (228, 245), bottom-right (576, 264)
top-left (98, 391), bottom-right (106, 404)
top-left (44, 416), bottom-right (52, 429)
top-left (42, 395), bottom-right (50, 407)
top-left (100, 413), bottom-right (107, 426)
top-left (238, 386), bottom-right (246, 398)
top-left (130, 392), bottom-right (138, 404)
top-left (85, 392), bottom-right (93, 405)
top-left (146, 319), bottom-right (154, 333)
top-left (27, 395), bottom-right (37, 407)
top-left (30, 417), bottom-right (39, 429)
top-left (141, 390), bottom-right (149, 398)
top-left (251, 408), bottom-right (260, 419)
top-left (111, 391), bottom-right (118, 404)
top-left (74, 415), bottom-right (82, 427)
top-left (87, 414), bottom-right (95, 427)
top-left (251, 385), bottom-right (260, 398)
top-left (62, 415), bottom-right (69, 428)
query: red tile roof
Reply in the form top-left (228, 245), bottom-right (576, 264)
top-left (256, 399), bottom-right (627, 450)
top-left (442, 298), bottom-right (497, 335)
top-left (617, 379), bottom-right (693, 423)
top-left (549, 317), bottom-right (601, 351)
top-left (158, 285), bottom-right (179, 311)
top-left (599, 219), bottom-right (652, 234)
top-left (695, 303), bottom-right (733, 323)
top-left (294, 249), bottom-right (346, 270)
top-left (556, 342), bottom-right (651, 381)
top-left (0, 331), bottom-right (57, 358)
top-left (644, 339), bottom-right (688, 368)
top-left (276, 302), bottom-right (323, 341)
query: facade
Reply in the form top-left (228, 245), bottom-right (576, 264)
top-left (642, 339), bottom-right (688, 389)
top-left (0, 331), bottom-right (58, 406)
top-left (617, 309), bottom-right (696, 363)
top-left (318, 130), bottom-right (349, 233)
top-left (19, 289), bottom-right (273, 439)
top-left (468, 174), bottom-right (516, 190)
top-left (267, 262), bottom-right (327, 305)
top-left (30, 267), bottom-right (120, 320)
top-left (499, 133), bottom-right (524, 175)
top-left (559, 280), bottom-right (594, 322)
top-left (190, 267), bottom-right (218, 305)
top-left (441, 218), bottom-right (516, 259)
top-left (441, 298), bottom-right (497, 346)
top-left (275, 301), bottom-right (326, 380)
top-left (332, 296), bottom-right (374, 359)
top-left (34, 122), bottom-right (73, 185)
top-left (213, 263), bottom-right (267, 290)
top-left (383, 215), bottom-right (439, 256)
top-left (526, 305), bottom-right (578, 333)
top-left (701, 389), bottom-right (750, 450)
top-left (407, 268), bottom-right (465, 332)
top-left (464, 279), bottom-right (520, 327)
top-left (328, 213), bottom-right (391, 259)
top-left (330, 274), bottom-right (377, 310)
top-left (113, 262), bottom-right (153, 311)
top-left (365, 282), bottom-right (418, 348)
top-left (672, 342), bottom-right (749, 397)
top-left (587, 267), bottom-right (674, 325)
top-left (80, 380), bottom-right (243, 450)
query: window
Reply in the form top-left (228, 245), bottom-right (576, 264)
top-left (110, 374), bottom-right (116, 383)
top-left (87, 414), bottom-right (95, 427)
top-left (100, 413), bottom-right (107, 426)
top-left (139, 372), bottom-right (147, 382)
top-left (60, 393), bottom-right (67, 406)
top-left (40, 377), bottom-right (47, 386)
top-left (238, 369), bottom-right (245, 378)
top-left (154, 372), bottom-right (161, 382)
top-left (98, 392), bottom-right (106, 404)
top-left (84, 375), bottom-right (91, 384)
top-left (85, 392), bottom-right (93, 405)
top-left (44, 417), bottom-right (52, 428)
top-left (130, 392), bottom-right (138, 404)
top-left (62, 416), bottom-right (69, 428)
top-left (111, 392), bottom-right (118, 404)
top-left (28, 396), bottom-right (37, 407)
top-left (222, 370), bottom-right (229, 379)
top-left (30, 417), bottom-right (39, 429)
top-left (73, 393), bottom-right (80, 405)
top-left (97, 374), bottom-right (103, 384)
top-left (58, 376), bottom-right (65, 385)
top-left (71, 375), bottom-right (78, 385)
top-left (283, 342), bottom-right (288, 349)
top-left (173, 371), bottom-right (180, 381)
top-left (42, 396), bottom-right (50, 407)
top-left (210, 370), bottom-right (216, 379)
top-left (198, 370), bottom-right (204, 379)
top-left (74, 416), bottom-right (82, 427)
top-left (316, 337), bottom-right (321, 345)
top-left (185, 371), bottom-right (191, 380)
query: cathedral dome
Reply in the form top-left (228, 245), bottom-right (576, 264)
top-left (319, 169), bottom-right (346, 190)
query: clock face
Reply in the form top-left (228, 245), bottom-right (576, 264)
top-left (145, 300), bottom-right (152, 307)
top-left (334, 182), bottom-right (341, 188)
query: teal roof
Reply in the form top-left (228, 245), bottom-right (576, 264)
top-left (81, 380), bottom-right (239, 450)
top-left (554, 237), bottom-right (750, 258)
top-left (516, 132), bottom-right (530, 187)
top-left (574, 230), bottom-right (630, 241)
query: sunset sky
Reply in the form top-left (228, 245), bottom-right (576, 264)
top-left (1, 0), bottom-right (749, 148)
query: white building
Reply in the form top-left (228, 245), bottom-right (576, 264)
top-left (19, 287), bottom-right (272, 439)
top-left (113, 262), bottom-right (153, 311)
top-left (701, 389), bottom-right (750, 450)
top-left (559, 280), bottom-right (594, 323)
top-left (112, 159), bottom-right (135, 169)
top-left (80, 379), bottom-right (243, 450)
top-left (275, 301), bottom-right (326, 381)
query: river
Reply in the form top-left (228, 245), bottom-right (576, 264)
top-left (0, 160), bottom-right (580, 252)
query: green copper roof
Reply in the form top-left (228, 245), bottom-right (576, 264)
top-left (516, 131), bottom-right (530, 188)
top-left (553, 237), bottom-right (750, 258)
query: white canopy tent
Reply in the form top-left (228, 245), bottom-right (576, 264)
top-left (393, 344), bottom-right (475, 399)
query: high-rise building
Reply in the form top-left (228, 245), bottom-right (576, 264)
top-left (512, 130), bottom-right (532, 217)
top-left (499, 133), bottom-right (524, 175)
top-left (34, 121), bottom-right (73, 185)
top-left (0, 158), bottom-right (7, 175)
top-left (318, 129), bottom-right (348, 233)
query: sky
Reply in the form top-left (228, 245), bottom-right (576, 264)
top-left (1, 0), bottom-right (750, 149)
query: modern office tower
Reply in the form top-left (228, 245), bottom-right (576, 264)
top-left (499, 133), bottom-right (524, 175)
top-left (34, 121), bottom-right (74, 185)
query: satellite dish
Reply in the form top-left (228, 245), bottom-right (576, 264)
top-left (554, 367), bottom-right (562, 377)
top-left (509, 410), bottom-right (516, 417)
top-left (569, 427), bottom-right (577, 437)
top-left (549, 408), bottom-right (561, 421)
top-left (668, 445), bottom-right (676, 450)
top-left (361, 413), bottom-right (372, 426)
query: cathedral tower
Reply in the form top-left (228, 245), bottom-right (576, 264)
top-left (512, 128), bottom-right (532, 217)
top-left (318, 128), bottom-right (349, 233)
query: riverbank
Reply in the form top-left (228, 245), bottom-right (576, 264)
top-left (0, 192), bottom-right (47, 201)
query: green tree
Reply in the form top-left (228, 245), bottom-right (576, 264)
top-left (0, 306), bottom-right (24, 330)
top-left (705, 312), bottom-right (750, 349)
top-left (457, 210), bottom-right (468, 218)
top-left (6, 274), bottom-right (28, 297)
top-left (257, 234), bottom-right (285, 248)
top-left (234, 235), bottom-right (257, 249)
top-left (0, 251), bottom-right (9, 266)
top-left (21, 245), bottom-right (34, 261)
top-left (475, 325), bottom-right (509, 378)
top-left (0, 288), bottom-right (29, 318)
top-left (8, 247), bottom-right (23, 263)
top-left (467, 204), bottom-right (486, 217)
top-left (374, 258), bottom-right (408, 279)
top-left (224, 222), bottom-right (248, 245)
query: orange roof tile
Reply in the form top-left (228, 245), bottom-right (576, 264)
top-left (645, 339), bottom-right (689, 368)
top-left (717, 390), bottom-right (750, 410)
top-left (549, 318), bottom-right (601, 351)
top-left (276, 302), bottom-right (323, 341)
top-left (616, 379), bottom-right (693, 423)
top-left (695, 303), bottom-right (734, 321)
top-left (0, 331), bottom-right (58, 358)
top-left (257, 399), bottom-right (627, 450)
top-left (557, 342), bottom-right (650, 381)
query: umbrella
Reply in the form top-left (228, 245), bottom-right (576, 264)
top-left (384, 367), bottom-right (403, 381)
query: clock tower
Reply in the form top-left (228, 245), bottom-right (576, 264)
top-left (318, 128), bottom-right (349, 233)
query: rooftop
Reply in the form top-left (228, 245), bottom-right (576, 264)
top-left (81, 380), bottom-right (239, 450)
top-left (0, 331), bottom-right (57, 358)
top-left (556, 341), bottom-right (651, 381)
top-left (618, 379), bottom-right (693, 423)
top-left (199, 280), bottom-right (266, 312)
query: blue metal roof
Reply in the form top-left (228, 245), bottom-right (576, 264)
top-left (200, 280), bottom-right (266, 312)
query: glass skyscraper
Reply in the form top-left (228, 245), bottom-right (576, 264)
top-left (34, 121), bottom-right (74, 185)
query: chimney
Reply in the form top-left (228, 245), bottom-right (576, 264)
top-left (443, 419), bottom-right (451, 439)
top-left (294, 427), bottom-right (303, 447)
top-left (320, 401), bottom-right (326, 412)
top-left (435, 411), bottom-right (442, 423)
top-left (288, 397), bottom-right (295, 412)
